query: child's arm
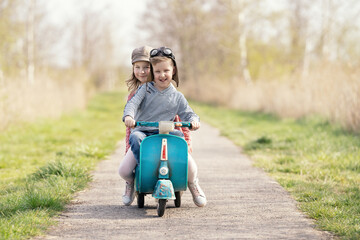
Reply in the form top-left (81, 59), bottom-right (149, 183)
top-left (124, 116), bottom-right (135, 128)
top-left (125, 92), bottom-right (136, 153)
top-left (123, 85), bottom-right (146, 123)
top-left (191, 120), bottom-right (200, 130)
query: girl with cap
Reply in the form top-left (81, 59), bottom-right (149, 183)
top-left (123, 47), bottom-right (207, 207)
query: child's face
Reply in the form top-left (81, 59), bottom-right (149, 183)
top-left (153, 59), bottom-right (175, 91)
top-left (133, 61), bottom-right (150, 84)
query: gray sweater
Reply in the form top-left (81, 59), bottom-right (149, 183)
top-left (123, 82), bottom-right (199, 132)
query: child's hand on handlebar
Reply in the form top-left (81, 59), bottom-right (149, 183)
top-left (124, 116), bottom-right (136, 128)
top-left (191, 121), bottom-right (200, 131)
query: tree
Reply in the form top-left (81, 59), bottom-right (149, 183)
top-left (66, 3), bottom-right (115, 89)
top-left (0, 0), bottom-right (23, 76)
top-left (286, 0), bottom-right (310, 72)
top-left (140, 0), bottom-right (212, 94)
top-left (26, 0), bottom-right (35, 84)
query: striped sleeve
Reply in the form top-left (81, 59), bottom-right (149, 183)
top-left (125, 92), bottom-right (135, 154)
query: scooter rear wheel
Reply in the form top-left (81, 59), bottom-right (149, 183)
top-left (174, 191), bottom-right (181, 207)
top-left (157, 199), bottom-right (166, 217)
top-left (137, 193), bottom-right (145, 208)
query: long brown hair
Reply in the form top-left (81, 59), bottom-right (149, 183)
top-left (125, 71), bottom-right (142, 94)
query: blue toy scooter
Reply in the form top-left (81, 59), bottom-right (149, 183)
top-left (134, 121), bottom-right (191, 217)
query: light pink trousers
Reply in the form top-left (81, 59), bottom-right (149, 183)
top-left (118, 148), bottom-right (198, 184)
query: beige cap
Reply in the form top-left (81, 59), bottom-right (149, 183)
top-left (131, 46), bottom-right (153, 64)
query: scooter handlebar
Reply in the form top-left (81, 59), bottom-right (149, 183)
top-left (135, 121), bottom-right (159, 127)
top-left (135, 121), bottom-right (192, 129)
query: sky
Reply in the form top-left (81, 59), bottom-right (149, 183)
top-left (43, 0), bottom-right (149, 67)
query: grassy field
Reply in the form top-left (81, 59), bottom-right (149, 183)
top-left (0, 92), bottom-right (126, 239)
top-left (191, 101), bottom-right (360, 240)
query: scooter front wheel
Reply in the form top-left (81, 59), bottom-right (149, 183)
top-left (174, 191), bottom-right (181, 208)
top-left (157, 199), bottom-right (166, 217)
top-left (137, 193), bottom-right (145, 208)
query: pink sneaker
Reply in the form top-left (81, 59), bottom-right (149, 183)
top-left (188, 178), bottom-right (207, 207)
top-left (122, 182), bottom-right (135, 206)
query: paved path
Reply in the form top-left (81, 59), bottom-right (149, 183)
top-left (36, 123), bottom-right (333, 240)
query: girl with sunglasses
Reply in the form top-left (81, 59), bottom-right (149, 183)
top-left (122, 47), bottom-right (207, 207)
top-left (119, 46), bottom-right (201, 206)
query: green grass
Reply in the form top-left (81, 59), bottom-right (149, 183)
top-left (191, 101), bottom-right (360, 240)
top-left (0, 91), bottom-right (126, 239)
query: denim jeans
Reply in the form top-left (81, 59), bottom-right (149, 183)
top-left (129, 129), bottom-right (184, 163)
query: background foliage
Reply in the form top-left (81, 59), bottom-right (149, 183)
top-left (1, 0), bottom-right (359, 132)
top-left (139, 0), bottom-right (360, 132)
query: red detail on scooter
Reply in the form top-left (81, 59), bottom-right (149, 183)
top-left (161, 139), bottom-right (168, 161)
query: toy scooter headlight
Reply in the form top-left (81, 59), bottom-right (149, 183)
top-left (159, 167), bottom-right (169, 176)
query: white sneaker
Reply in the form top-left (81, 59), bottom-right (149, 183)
top-left (188, 178), bottom-right (207, 207)
top-left (122, 182), bottom-right (135, 206)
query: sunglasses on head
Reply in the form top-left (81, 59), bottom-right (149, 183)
top-left (150, 47), bottom-right (176, 61)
